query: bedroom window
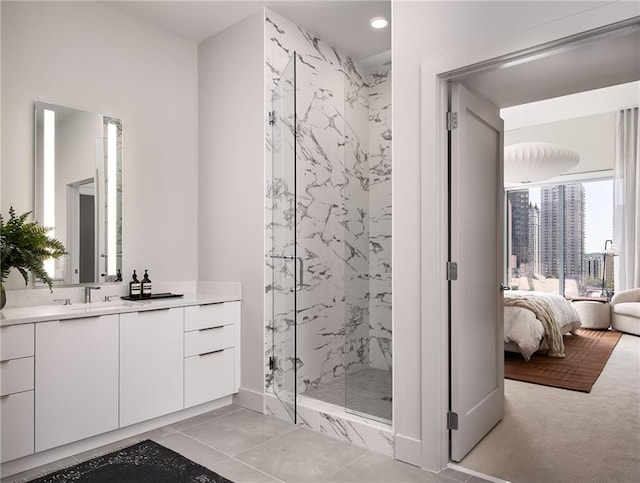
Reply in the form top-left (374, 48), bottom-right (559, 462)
top-left (506, 179), bottom-right (614, 298)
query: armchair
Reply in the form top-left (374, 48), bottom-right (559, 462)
top-left (610, 288), bottom-right (640, 336)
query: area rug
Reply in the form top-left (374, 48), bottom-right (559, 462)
top-left (504, 328), bottom-right (623, 392)
top-left (27, 440), bottom-right (232, 483)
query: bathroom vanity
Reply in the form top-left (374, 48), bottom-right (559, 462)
top-left (0, 293), bottom-right (240, 476)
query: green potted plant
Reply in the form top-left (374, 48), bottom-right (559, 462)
top-left (1, 207), bottom-right (66, 309)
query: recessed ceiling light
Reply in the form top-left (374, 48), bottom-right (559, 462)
top-left (370, 17), bottom-right (388, 29)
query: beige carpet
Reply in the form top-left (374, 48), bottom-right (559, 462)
top-left (460, 334), bottom-right (640, 483)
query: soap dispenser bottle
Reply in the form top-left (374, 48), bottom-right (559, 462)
top-left (141, 270), bottom-right (152, 298)
top-left (129, 270), bottom-right (141, 299)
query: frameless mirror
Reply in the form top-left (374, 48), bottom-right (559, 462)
top-left (34, 101), bottom-right (123, 285)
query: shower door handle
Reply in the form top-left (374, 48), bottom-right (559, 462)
top-left (270, 255), bottom-right (303, 292)
top-left (295, 256), bottom-right (304, 292)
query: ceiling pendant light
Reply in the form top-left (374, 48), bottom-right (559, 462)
top-left (504, 142), bottom-right (580, 184)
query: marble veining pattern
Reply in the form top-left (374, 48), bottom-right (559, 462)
top-left (316, 410), bottom-right (394, 457)
top-left (366, 59), bottom-right (392, 372)
top-left (264, 8), bottom-right (392, 426)
top-left (264, 393), bottom-right (394, 458)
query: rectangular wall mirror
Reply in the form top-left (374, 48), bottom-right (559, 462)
top-left (34, 101), bottom-right (123, 286)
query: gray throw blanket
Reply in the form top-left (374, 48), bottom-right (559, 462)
top-left (504, 294), bottom-right (565, 358)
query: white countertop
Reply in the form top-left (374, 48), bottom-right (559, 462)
top-left (0, 293), bottom-right (241, 326)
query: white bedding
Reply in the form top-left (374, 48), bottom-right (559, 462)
top-left (504, 290), bottom-right (582, 360)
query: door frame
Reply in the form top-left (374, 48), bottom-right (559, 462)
top-left (66, 177), bottom-right (96, 284)
top-left (416, 14), bottom-right (640, 472)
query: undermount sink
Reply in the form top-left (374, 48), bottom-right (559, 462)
top-left (68, 300), bottom-right (142, 311)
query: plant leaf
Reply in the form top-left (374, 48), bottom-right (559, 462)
top-left (1, 206), bottom-right (67, 292)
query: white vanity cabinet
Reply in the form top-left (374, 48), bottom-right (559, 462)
top-left (1, 295), bottom-right (241, 473)
top-left (183, 301), bottom-right (240, 408)
top-left (1, 324), bottom-right (35, 463)
top-left (35, 315), bottom-right (119, 452)
top-left (119, 308), bottom-right (184, 427)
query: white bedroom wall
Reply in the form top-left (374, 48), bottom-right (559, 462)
top-left (505, 112), bottom-right (617, 176)
top-left (1, 1), bottom-right (199, 287)
top-left (502, 81), bottom-right (640, 128)
top-left (197, 11), bottom-right (265, 409)
top-left (502, 81), bottom-right (640, 182)
top-left (393, 0), bottom-right (640, 470)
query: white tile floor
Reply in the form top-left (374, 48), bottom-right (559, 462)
top-left (3, 406), bottom-right (491, 483)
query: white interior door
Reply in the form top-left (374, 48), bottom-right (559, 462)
top-left (450, 82), bottom-right (504, 462)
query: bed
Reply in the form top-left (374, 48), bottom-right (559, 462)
top-left (504, 290), bottom-right (582, 360)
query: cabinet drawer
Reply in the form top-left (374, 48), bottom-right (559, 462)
top-left (184, 324), bottom-right (234, 357)
top-left (1, 356), bottom-right (34, 396)
top-left (184, 348), bottom-right (235, 408)
top-left (1, 324), bottom-right (34, 361)
top-left (1, 390), bottom-right (34, 463)
top-left (184, 301), bottom-right (240, 331)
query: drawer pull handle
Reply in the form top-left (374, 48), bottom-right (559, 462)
top-left (198, 325), bottom-right (225, 332)
top-left (200, 302), bottom-right (224, 306)
top-left (0, 395), bottom-right (9, 400)
top-left (199, 349), bottom-right (224, 357)
top-left (142, 307), bottom-right (171, 313)
top-left (0, 360), bottom-right (10, 364)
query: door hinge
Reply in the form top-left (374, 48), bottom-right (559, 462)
top-left (447, 111), bottom-right (458, 130)
top-left (446, 261), bottom-right (458, 281)
top-left (269, 356), bottom-right (276, 371)
top-left (268, 111), bottom-right (275, 126)
top-left (447, 411), bottom-right (459, 430)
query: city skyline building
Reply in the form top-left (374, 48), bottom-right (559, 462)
top-left (584, 254), bottom-right (603, 280)
top-left (527, 202), bottom-right (541, 276)
top-left (507, 190), bottom-right (530, 272)
top-left (540, 184), bottom-right (585, 281)
top-left (508, 180), bottom-right (613, 296)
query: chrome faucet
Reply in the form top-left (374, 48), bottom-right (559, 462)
top-left (84, 286), bottom-right (101, 303)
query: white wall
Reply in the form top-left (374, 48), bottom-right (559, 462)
top-left (1, 1), bottom-right (198, 288)
top-left (502, 81), bottom-right (640, 128)
top-left (502, 81), bottom-right (640, 184)
top-left (393, 0), bottom-right (640, 471)
top-left (198, 11), bottom-right (265, 408)
top-left (505, 112), bottom-right (617, 178)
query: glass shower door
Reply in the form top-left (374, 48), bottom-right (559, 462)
top-left (270, 53), bottom-right (297, 423)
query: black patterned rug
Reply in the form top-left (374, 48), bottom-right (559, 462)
top-left (27, 440), bottom-right (233, 482)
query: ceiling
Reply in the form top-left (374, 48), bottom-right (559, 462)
top-left (101, 2), bottom-right (637, 105)
top-left (103, 1), bottom-right (391, 61)
top-left (459, 20), bottom-right (640, 109)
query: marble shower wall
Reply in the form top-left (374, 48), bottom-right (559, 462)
top-left (343, 62), bottom-right (372, 377)
top-left (365, 60), bottom-right (392, 372)
top-left (344, 57), bottom-right (393, 375)
top-left (265, 9), bottom-right (392, 397)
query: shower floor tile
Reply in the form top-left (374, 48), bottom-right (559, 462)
top-left (302, 367), bottom-right (392, 422)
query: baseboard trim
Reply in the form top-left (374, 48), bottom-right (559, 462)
top-left (233, 387), bottom-right (264, 413)
top-left (395, 433), bottom-right (422, 467)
